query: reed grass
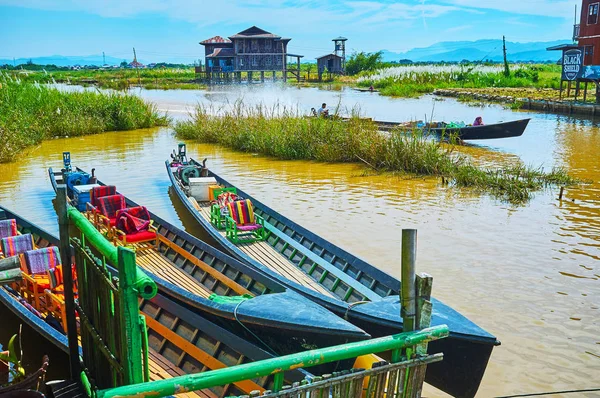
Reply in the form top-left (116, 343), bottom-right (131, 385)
top-left (6, 68), bottom-right (203, 90)
top-left (0, 74), bottom-right (169, 163)
top-left (357, 64), bottom-right (561, 98)
top-left (174, 102), bottom-right (577, 204)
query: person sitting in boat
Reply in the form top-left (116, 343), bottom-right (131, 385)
top-left (369, 85), bottom-right (374, 92)
top-left (317, 103), bottom-right (329, 118)
top-left (473, 116), bottom-right (484, 126)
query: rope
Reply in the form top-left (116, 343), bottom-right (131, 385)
top-left (495, 388), bottom-right (600, 398)
top-left (233, 299), bottom-right (279, 357)
top-left (344, 300), bottom-right (370, 319)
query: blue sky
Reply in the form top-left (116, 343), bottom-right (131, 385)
top-left (0, 0), bottom-right (577, 62)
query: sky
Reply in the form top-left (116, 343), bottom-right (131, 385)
top-left (0, 0), bottom-right (578, 63)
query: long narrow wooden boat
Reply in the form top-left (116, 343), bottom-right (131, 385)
top-left (167, 154), bottom-right (501, 398)
top-left (0, 205), bottom-right (311, 397)
top-left (342, 117), bottom-right (530, 140)
top-left (48, 160), bottom-right (370, 357)
top-left (378, 118), bottom-right (529, 140)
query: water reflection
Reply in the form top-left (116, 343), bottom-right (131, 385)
top-left (1, 85), bottom-right (598, 397)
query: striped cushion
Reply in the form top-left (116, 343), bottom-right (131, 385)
top-left (91, 186), bottom-right (116, 208)
top-left (1, 234), bottom-right (34, 257)
top-left (0, 219), bottom-right (17, 240)
top-left (47, 266), bottom-right (64, 289)
top-left (226, 200), bottom-right (256, 226)
top-left (97, 194), bottom-right (126, 219)
top-left (23, 247), bottom-right (61, 275)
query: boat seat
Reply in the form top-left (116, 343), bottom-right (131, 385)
top-left (1, 234), bottom-right (34, 257)
top-left (115, 206), bottom-right (158, 248)
top-left (0, 219), bottom-right (18, 255)
top-left (210, 189), bottom-right (239, 229)
top-left (21, 246), bottom-right (62, 309)
top-left (225, 199), bottom-right (266, 244)
top-left (96, 194), bottom-right (127, 235)
top-left (90, 185), bottom-right (117, 208)
top-left (86, 185), bottom-right (117, 222)
top-left (0, 219), bottom-right (18, 239)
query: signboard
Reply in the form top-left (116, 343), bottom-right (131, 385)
top-left (583, 65), bottom-right (600, 80)
top-left (562, 48), bottom-right (584, 81)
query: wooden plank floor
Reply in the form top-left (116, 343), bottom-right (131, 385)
top-left (148, 349), bottom-right (212, 398)
top-left (136, 249), bottom-right (211, 298)
top-left (96, 221), bottom-right (211, 299)
top-left (193, 199), bottom-right (333, 298)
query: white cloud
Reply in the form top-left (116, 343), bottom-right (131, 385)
top-left (440, 0), bottom-right (577, 18)
top-left (0, 0), bottom-right (461, 26)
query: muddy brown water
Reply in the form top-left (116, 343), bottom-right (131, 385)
top-left (0, 85), bottom-right (598, 397)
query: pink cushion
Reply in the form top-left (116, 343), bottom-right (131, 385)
top-left (236, 224), bottom-right (261, 232)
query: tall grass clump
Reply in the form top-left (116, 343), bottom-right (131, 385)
top-left (357, 64), bottom-right (561, 98)
top-left (174, 102), bottom-right (578, 204)
top-left (0, 74), bottom-right (169, 162)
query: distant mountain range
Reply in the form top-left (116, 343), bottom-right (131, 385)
top-left (380, 39), bottom-right (569, 63)
top-left (1, 39), bottom-right (570, 67)
top-left (0, 54), bottom-right (141, 67)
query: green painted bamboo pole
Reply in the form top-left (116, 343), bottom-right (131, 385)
top-left (118, 247), bottom-right (144, 385)
top-left (57, 186), bottom-right (82, 378)
top-left (66, 207), bottom-right (157, 299)
top-left (97, 325), bottom-right (449, 398)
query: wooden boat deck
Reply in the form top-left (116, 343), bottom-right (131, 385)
top-left (191, 198), bottom-right (333, 298)
top-left (136, 249), bottom-right (211, 299)
top-left (148, 350), bottom-right (205, 397)
top-left (96, 223), bottom-right (215, 299)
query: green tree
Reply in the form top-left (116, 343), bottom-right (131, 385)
top-left (345, 51), bottom-right (383, 75)
top-left (120, 61), bottom-right (128, 68)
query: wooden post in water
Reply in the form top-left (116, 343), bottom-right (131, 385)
top-left (415, 273), bottom-right (433, 355)
top-left (559, 80), bottom-right (563, 100)
top-left (401, 229), bottom-right (417, 333)
top-left (57, 185), bottom-right (81, 378)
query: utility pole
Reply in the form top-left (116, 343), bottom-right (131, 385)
top-left (503, 35), bottom-right (510, 77)
top-left (13, 57), bottom-right (15, 67)
top-left (133, 47), bottom-right (141, 86)
top-left (103, 51), bottom-right (106, 65)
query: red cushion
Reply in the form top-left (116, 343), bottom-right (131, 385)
top-left (122, 230), bottom-right (156, 243)
top-left (97, 194), bottom-right (126, 219)
top-left (91, 186), bottom-right (117, 207)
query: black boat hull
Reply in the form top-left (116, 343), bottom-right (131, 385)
top-left (47, 167), bottom-right (370, 350)
top-left (167, 161), bottom-right (499, 397)
top-left (430, 118), bottom-right (530, 140)
top-left (0, 206), bottom-right (316, 391)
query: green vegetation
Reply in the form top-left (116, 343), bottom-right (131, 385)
top-left (355, 64), bottom-right (562, 98)
top-left (5, 67), bottom-right (204, 90)
top-left (345, 51), bottom-right (384, 75)
top-left (0, 74), bottom-right (169, 163)
top-left (0, 333), bottom-right (25, 386)
top-left (174, 103), bottom-right (577, 204)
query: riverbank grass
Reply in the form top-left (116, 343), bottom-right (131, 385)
top-left (356, 64), bottom-right (562, 98)
top-left (174, 104), bottom-right (577, 204)
top-left (0, 75), bottom-right (169, 163)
